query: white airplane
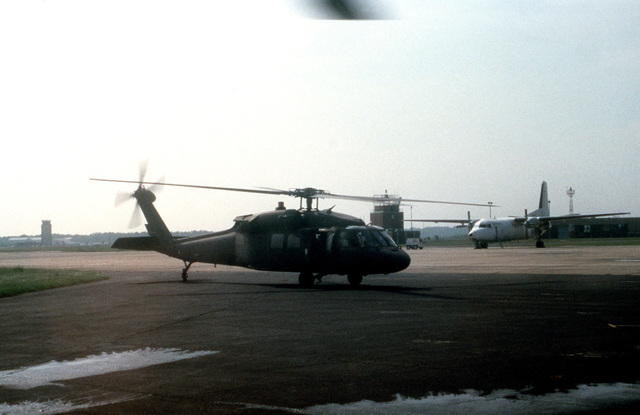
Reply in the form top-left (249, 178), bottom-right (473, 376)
top-left (469, 182), bottom-right (630, 248)
top-left (408, 182), bottom-right (629, 249)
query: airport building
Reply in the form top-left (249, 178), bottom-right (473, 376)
top-left (41, 220), bottom-right (53, 247)
top-left (369, 195), bottom-right (405, 243)
top-left (548, 217), bottom-right (640, 239)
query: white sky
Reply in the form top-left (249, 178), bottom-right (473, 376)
top-left (1, 0), bottom-right (639, 236)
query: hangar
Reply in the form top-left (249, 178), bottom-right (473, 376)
top-left (547, 217), bottom-right (640, 239)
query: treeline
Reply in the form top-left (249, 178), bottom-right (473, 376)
top-left (0, 230), bottom-right (211, 247)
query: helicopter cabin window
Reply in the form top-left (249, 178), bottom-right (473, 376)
top-left (271, 234), bottom-right (285, 250)
top-left (338, 230), bottom-right (360, 248)
top-left (356, 230), bottom-right (378, 247)
top-left (338, 229), bottom-right (397, 248)
top-left (287, 234), bottom-right (301, 250)
top-left (373, 230), bottom-right (397, 247)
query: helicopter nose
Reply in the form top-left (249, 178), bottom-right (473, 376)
top-left (389, 248), bottom-right (411, 273)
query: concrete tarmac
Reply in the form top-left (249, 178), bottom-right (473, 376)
top-left (1, 246), bottom-right (639, 414)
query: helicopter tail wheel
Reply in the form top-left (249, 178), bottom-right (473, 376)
top-left (347, 274), bottom-right (363, 287)
top-left (299, 271), bottom-right (315, 288)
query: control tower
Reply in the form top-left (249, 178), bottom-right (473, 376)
top-left (370, 193), bottom-right (405, 244)
top-left (41, 220), bottom-right (52, 247)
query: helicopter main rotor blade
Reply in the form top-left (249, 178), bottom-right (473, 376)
top-left (90, 178), bottom-right (295, 197)
top-left (309, 0), bottom-right (386, 20)
top-left (91, 178), bottom-right (496, 208)
top-left (317, 193), bottom-right (496, 208)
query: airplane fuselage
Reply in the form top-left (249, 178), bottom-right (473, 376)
top-left (468, 218), bottom-right (536, 245)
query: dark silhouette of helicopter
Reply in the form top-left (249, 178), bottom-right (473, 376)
top-left (91, 166), bottom-right (490, 287)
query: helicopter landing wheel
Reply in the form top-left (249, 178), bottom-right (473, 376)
top-left (182, 261), bottom-right (193, 282)
top-left (347, 274), bottom-right (363, 287)
top-left (299, 271), bottom-right (315, 288)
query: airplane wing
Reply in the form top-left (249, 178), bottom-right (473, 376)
top-left (538, 212), bottom-right (630, 222)
top-left (405, 218), bottom-right (473, 225)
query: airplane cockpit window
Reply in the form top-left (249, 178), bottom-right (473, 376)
top-left (479, 223), bottom-right (492, 228)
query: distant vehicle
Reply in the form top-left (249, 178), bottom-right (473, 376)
top-left (404, 230), bottom-right (423, 250)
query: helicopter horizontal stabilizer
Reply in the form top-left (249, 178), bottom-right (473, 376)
top-left (112, 236), bottom-right (161, 251)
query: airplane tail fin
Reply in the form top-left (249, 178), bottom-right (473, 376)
top-left (528, 181), bottom-right (550, 217)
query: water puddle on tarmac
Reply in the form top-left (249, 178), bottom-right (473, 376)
top-left (0, 348), bottom-right (217, 389)
top-left (0, 348), bottom-right (217, 414)
top-left (305, 384), bottom-right (640, 415)
top-left (2, 350), bottom-right (638, 414)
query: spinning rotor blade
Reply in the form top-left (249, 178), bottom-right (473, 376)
top-left (90, 179), bottom-right (297, 197)
top-left (94, 161), bottom-right (164, 228)
top-left (115, 191), bottom-right (134, 207)
top-left (316, 192), bottom-right (496, 208)
top-left (91, 177), bottom-right (495, 209)
top-left (128, 203), bottom-right (143, 229)
top-left (138, 160), bottom-right (148, 184)
top-left (308, 0), bottom-right (386, 20)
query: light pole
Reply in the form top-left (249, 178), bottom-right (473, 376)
top-left (410, 205), bottom-right (413, 230)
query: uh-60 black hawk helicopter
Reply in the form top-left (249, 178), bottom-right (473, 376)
top-left (91, 168), bottom-right (491, 287)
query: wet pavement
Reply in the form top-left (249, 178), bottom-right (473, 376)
top-left (1, 246), bottom-right (639, 414)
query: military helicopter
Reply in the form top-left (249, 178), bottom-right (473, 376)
top-left (91, 166), bottom-right (490, 287)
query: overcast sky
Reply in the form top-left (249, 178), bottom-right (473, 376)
top-left (1, 0), bottom-right (639, 236)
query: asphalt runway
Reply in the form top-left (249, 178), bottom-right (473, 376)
top-left (1, 246), bottom-right (640, 414)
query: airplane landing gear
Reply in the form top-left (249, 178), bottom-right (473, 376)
top-left (535, 230), bottom-right (545, 248)
top-left (182, 261), bottom-right (193, 282)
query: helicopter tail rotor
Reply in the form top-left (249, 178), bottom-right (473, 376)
top-left (110, 161), bottom-right (164, 228)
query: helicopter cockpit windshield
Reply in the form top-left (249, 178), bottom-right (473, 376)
top-left (337, 227), bottom-right (398, 249)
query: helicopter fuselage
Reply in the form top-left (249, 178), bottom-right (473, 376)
top-left (172, 208), bottom-right (409, 274)
top-left (112, 198), bottom-right (411, 285)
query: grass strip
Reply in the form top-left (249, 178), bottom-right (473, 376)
top-left (0, 266), bottom-right (108, 298)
